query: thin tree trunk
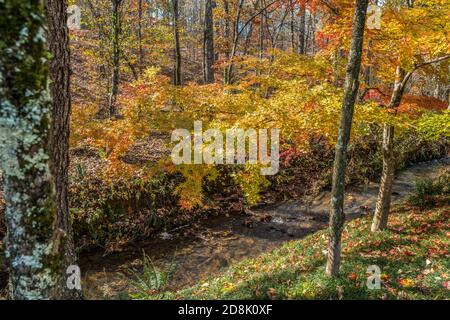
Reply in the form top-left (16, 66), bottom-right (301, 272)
top-left (138, 0), bottom-right (144, 76)
top-left (259, 0), bottom-right (265, 60)
top-left (298, 7), bottom-right (306, 54)
top-left (310, 14), bottom-right (316, 54)
top-left (289, 0), bottom-right (295, 52)
top-left (172, 0), bottom-right (182, 86)
top-left (326, 0), bottom-right (369, 277)
top-left (83, 0), bottom-right (109, 105)
top-left (447, 88), bottom-right (450, 110)
top-left (0, 0), bottom-right (63, 299)
top-left (46, 0), bottom-right (82, 300)
top-left (108, 0), bottom-right (122, 116)
top-left (243, 22), bottom-right (253, 55)
top-left (271, 6), bottom-right (290, 51)
top-left (304, 11), bottom-right (310, 54)
top-left (224, 0), bottom-right (244, 84)
top-left (204, 0), bottom-right (215, 83)
top-left (364, 39), bottom-right (374, 88)
top-left (223, 0), bottom-right (231, 59)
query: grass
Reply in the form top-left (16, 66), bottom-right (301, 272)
top-left (126, 251), bottom-right (176, 300)
top-left (137, 196), bottom-right (449, 300)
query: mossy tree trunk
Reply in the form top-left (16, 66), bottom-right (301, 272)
top-left (326, 0), bottom-right (369, 277)
top-left (0, 0), bottom-right (63, 299)
top-left (46, 0), bottom-right (82, 299)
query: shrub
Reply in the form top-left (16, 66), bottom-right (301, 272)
top-left (409, 169), bottom-right (449, 207)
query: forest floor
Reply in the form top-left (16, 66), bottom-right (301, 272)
top-left (80, 158), bottom-right (449, 299)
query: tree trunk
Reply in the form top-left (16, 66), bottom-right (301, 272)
top-left (108, 0), bottom-right (122, 116)
top-left (447, 88), bottom-right (450, 110)
top-left (304, 11), bottom-right (310, 54)
top-left (326, 0), bottom-right (369, 277)
top-left (46, 0), bottom-right (82, 299)
top-left (0, 0), bottom-right (63, 299)
top-left (371, 125), bottom-right (395, 231)
top-left (298, 7), bottom-right (306, 54)
top-left (259, 1), bottom-right (265, 58)
top-left (289, 0), bottom-right (295, 52)
top-left (172, 0), bottom-right (182, 86)
top-left (371, 66), bottom-right (406, 232)
top-left (224, 0), bottom-right (244, 84)
top-left (271, 6), bottom-right (290, 52)
top-left (243, 22), bottom-right (253, 55)
top-left (138, 0), bottom-right (144, 76)
top-left (309, 14), bottom-right (316, 54)
top-left (223, 0), bottom-right (231, 59)
top-left (204, 0), bottom-right (215, 83)
top-left (364, 40), bottom-right (373, 87)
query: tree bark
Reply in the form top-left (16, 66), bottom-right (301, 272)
top-left (108, 0), bottom-right (123, 116)
top-left (172, 0), bottom-right (182, 86)
top-left (371, 124), bottom-right (395, 231)
top-left (138, 0), bottom-right (144, 76)
top-left (326, 0), bottom-right (369, 277)
top-left (298, 7), bottom-right (306, 54)
top-left (243, 21), bottom-right (253, 55)
top-left (447, 88), bottom-right (450, 110)
top-left (204, 0), bottom-right (215, 83)
top-left (224, 0), bottom-right (244, 84)
top-left (289, 0), bottom-right (295, 52)
top-left (223, 0), bottom-right (231, 59)
top-left (364, 40), bottom-right (373, 87)
top-left (371, 66), bottom-right (406, 232)
top-left (46, 0), bottom-right (82, 299)
top-left (258, 0), bottom-right (265, 60)
top-left (309, 14), bottom-right (316, 54)
top-left (270, 5), bottom-right (290, 51)
top-left (0, 0), bottom-right (63, 299)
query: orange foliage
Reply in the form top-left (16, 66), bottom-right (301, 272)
top-left (364, 89), bottom-right (448, 115)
